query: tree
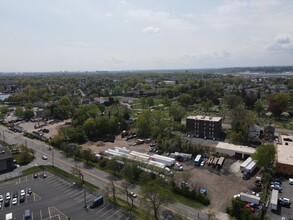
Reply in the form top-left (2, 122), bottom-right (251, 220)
top-left (23, 109), bottom-right (35, 120)
top-left (254, 100), bottom-right (264, 116)
top-left (82, 148), bottom-right (93, 165)
top-left (224, 95), bottom-right (243, 109)
top-left (230, 107), bottom-right (253, 143)
top-left (201, 100), bottom-right (213, 112)
top-left (14, 106), bottom-right (24, 118)
top-left (252, 144), bottom-right (276, 172)
top-left (141, 179), bottom-right (171, 220)
top-left (168, 104), bottom-right (186, 123)
top-left (268, 93), bottom-right (292, 117)
top-left (0, 106), bottom-right (9, 114)
top-left (177, 93), bottom-right (193, 107)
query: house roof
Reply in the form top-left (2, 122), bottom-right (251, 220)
top-left (216, 142), bottom-right (256, 155)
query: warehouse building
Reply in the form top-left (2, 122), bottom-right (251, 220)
top-left (276, 134), bottom-right (293, 175)
top-left (186, 115), bottom-right (222, 140)
top-left (0, 146), bottom-right (14, 173)
top-left (215, 142), bottom-right (256, 160)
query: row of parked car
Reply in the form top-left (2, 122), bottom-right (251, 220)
top-left (0, 188), bottom-right (32, 209)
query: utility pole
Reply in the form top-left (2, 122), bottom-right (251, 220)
top-left (52, 149), bottom-right (54, 166)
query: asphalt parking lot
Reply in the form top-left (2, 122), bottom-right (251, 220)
top-left (0, 172), bottom-right (131, 220)
top-left (266, 178), bottom-right (293, 220)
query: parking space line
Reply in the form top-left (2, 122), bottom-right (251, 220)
top-left (95, 204), bottom-right (109, 214)
top-left (40, 209), bottom-right (43, 220)
top-left (100, 207), bottom-right (114, 218)
top-left (68, 190), bottom-right (82, 198)
top-left (32, 211), bottom-right (34, 220)
top-left (105, 210), bottom-right (120, 220)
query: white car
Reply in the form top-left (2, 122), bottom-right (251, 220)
top-left (12, 197), bottom-right (17, 205)
top-left (5, 192), bottom-right (11, 200)
top-left (289, 178), bottom-right (293, 185)
top-left (42, 155), bottom-right (48, 160)
top-left (20, 189), bottom-right (25, 196)
top-left (0, 194), bottom-right (3, 202)
top-left (129, 192), bottom-right (137, 198)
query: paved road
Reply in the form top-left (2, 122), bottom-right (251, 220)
top-left (0, 125), bottom-right (213, 220)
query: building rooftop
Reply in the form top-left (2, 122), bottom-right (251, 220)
top-left (0, 147), bottom-right (13, 160)
top-left (216, 142), bottom-right (256, 154)
top-left (277, 134), bottom-right (293, 166)
top-left (187, 115), bottom-right (222, 122)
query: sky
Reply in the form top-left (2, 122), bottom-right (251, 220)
top-left (0, 0), bottom-right (293, 72)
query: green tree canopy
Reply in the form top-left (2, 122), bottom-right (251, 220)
top-left (252, 144), bottom-right (276, 172)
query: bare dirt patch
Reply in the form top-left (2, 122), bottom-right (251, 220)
top-left (174, 159), bottom-right (256, 212)
top-left (81, 135), bottom-right (150, 154)
top-left (19, 119), bottom-right (71, 139)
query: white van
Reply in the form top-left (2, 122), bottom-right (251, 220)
top-left (6, 213), bottom-right (13, 220)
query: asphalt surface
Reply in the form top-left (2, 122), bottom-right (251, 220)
top-left (0, 125), bottom-right (210, 220)
top-left (266, 179), bottom-right (293, 220)
top-left (0, 172), bottom-right (130, 220)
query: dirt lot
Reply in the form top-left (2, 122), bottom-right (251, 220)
top-left (174, 159), bottom-right (258, 212)
top-left (81, 135), bottom-right (150, 154)
top-left (19, 119), bottom-right (71, 139)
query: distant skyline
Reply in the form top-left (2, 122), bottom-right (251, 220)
top-left (1, 0), bottom-right (293, 72)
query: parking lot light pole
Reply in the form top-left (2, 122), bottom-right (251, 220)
top-left (52, 149), bottom-right (54, 166)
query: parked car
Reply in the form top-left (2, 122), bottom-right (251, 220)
top-left (13, 192), bottom-right (18, 198)
top-left (42, 155), bottom-right (48, 160)
top-left (12, 197), bottom-right (17, 205)
top-left (33, 173), bottom-right (38, 178)
top-left (27, 188), bottom-right (32, 195)
top-left (6, 192), bottom-right (11, 200)
top-left (5, 199), bottom-right (10, 207)
top-left (20, 189), bottom-right (25, 196)
top-left (0, 194), bottom-right (3, 202)
top-left (271, 184), bottom-right (282, 192)
top-left (289, 178), bottom-right (293, 185)
top-left (19, 195), bottom-right (25, 203)
top-left (279, 198), bottom-right (291, 207)
top-left (129, 192), bottom-right (137, 198)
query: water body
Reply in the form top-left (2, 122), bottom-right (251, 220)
top-left (0, 94), bottom-right (11, 100)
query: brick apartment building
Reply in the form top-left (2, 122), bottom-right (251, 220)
top-left (186, 115), bottom-right (222, 140)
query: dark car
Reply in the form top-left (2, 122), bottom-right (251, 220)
top-left (5, 199), bottom-right (10, 207)
top-left (19, 195), bottom-right (25, 203)
top-left (90, 195), bottom-right (103, 209)
top-left (27, 188), bottom-right (32, 195)
top-left (33, 173), bottom-right (38, 178)
top-left (13, 192), bottom-right (18, 198)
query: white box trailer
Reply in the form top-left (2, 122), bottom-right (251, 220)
top-left (104, 149), bottom-right (125, 157)
top-left (240, 157), bottom-right (252, 171)
top-left (239, 192), bottom-right (260, 205)
top-left (150, 154), bottom-right (175, 167)
top-left (114, 147), bottom-right (130, 154)
top-left (270, 189), bottom-right (278, 211)
top-left (245, 161), bottom-right (257, 174)
top-left (130, 151), bottom-right (150, 161)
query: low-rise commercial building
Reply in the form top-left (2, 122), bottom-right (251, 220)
top-left (276, 134), bottom-right (293, 175)
top-left (215, 142), bottom-right (256, 160)
top-left (0, 146), bottom-right (14, 173)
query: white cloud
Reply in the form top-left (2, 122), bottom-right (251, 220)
top-left (182, 50), bottom-right (231, 61)
top-left (266, 34), bottom-right (293, 53)
top-left (129, 9), bottom-right (196, 31)
top-left (105, 12), bottom-right (113, 17)
top-left (142, 26), bottom-right (160, 34)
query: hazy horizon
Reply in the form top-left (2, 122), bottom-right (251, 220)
top-left (1, 0), bottom-right (293, 72)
